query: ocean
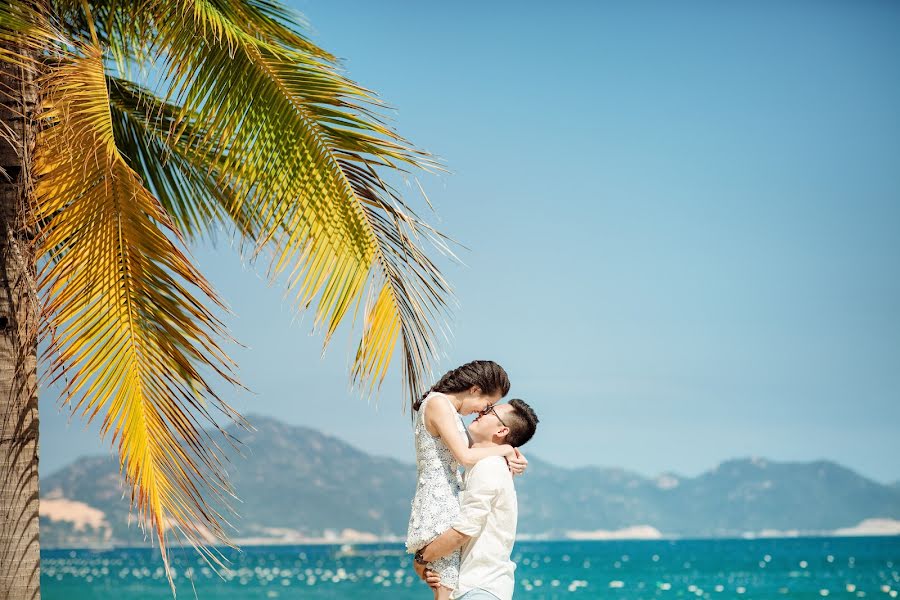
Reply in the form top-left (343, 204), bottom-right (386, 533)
top-left (42, 536), bottom-right (899, 599)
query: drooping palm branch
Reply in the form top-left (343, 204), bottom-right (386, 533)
top-left (0, 0), bottom-right (452, 593)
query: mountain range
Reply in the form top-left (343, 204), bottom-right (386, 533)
top-left (38, 414), bottom-right (900, 548)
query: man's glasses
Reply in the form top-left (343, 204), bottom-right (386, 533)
top-left (478, 404), bottom-right (507, 427)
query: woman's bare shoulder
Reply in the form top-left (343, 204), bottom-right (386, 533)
top-left (423, 391), bottom-right (453, 415)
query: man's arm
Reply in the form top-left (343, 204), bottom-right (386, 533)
top-left (420, 458), bottom-right (500, 562)
top-left (419, 528), bottom-right (469, 563)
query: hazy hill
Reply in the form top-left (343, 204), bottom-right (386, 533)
top-left (39, 414), bottom-right (900, 547)
top-left (40, 415), bottom-right (414, 547)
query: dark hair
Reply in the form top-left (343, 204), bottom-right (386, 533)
top-left (503, 399), bottom-right (539, 447)
top-left (414, 360), bottom-right (510, 411)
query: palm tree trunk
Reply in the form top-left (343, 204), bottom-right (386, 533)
top-left (0, 42), bottom-right (40, 600)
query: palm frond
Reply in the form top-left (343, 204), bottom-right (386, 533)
top-left (348, 163), bottom-right (456, 401)
top-left (106, 75), bottom-right (255, 240)
top-left (0, 1), bottom-right (59, 66)
top-left (147, 1), bottom-right (452, 403)
top-left (200, 0), bottom-right (334, 59)
top-left (33, 43), bottom-right (246, 592)
top-left (52, 0), bottom-right (154, 69)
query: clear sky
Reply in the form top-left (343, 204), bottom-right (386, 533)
top-left (39, 0), bottom-right (900, 483)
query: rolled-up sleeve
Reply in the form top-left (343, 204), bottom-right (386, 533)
top-left (451, 461), bottom-right (499, 537)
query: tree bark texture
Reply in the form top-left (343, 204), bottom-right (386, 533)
top-left (0, 43), bottom-right (40, 600)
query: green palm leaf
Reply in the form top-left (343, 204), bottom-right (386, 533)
top-left (106, 75), bottom-right (254, 240)
top-left (150, 1), bottom-right (451, 399)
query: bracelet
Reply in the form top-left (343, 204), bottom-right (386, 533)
top-left (414, 547), bottom-right (428, 565)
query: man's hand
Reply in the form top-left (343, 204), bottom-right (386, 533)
top-left (505, 447), bottom-right (528, 476)
top-left (413, 561), bottom-right (441, 589)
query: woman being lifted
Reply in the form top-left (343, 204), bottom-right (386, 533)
top-left (406, 360), bottom-right (527, 600)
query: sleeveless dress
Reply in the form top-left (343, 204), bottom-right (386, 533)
top-left (406, 392), bottom-right (469, 589)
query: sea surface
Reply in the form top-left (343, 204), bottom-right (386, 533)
top-left (42, 537), bottom-right (899, 599)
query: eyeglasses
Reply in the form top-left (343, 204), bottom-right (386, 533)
top-left (478, 404), bottom-right (507, 427)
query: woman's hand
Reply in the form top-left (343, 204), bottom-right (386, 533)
top-left (413, 562), bottom-right (441, 589)
top-left (425, 569), bottom-right (441, 589)
top-left (505, 447), bottom-right (528, 476)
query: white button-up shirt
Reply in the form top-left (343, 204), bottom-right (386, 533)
top-left (450, 455), bottom-right (517, 600)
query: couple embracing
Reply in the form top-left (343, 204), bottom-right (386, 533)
top-left (406, 360), bottom-right (540, 600)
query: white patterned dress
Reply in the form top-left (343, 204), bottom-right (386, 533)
top-left (406, 392), bottom-right (469, 589)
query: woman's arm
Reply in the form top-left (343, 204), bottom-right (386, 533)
top-left (425, 398), bottom-right (513, 469)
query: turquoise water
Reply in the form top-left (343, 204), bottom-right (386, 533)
top-left (42, 537), bottom-right (899, 599)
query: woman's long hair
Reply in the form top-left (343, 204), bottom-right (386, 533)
top-left (413, 360), bottom-right (510, 411)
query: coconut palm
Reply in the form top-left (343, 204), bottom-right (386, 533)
top-left (0, 1), bottom-right (451, 596)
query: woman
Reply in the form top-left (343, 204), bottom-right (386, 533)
top-left (406, 360), bottom-right (527, 600)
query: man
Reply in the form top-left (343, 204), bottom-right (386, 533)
top-left (413, 399), bottom-right (539, 600)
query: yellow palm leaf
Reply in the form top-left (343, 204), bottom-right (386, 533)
top-left (33, 43), bottom-right (245, 593)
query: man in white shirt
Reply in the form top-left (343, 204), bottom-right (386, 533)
top-left (414, 399), bottom-right (539, 600)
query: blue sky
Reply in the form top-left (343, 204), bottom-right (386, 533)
top-left (39, 0), bottom-right (900, 482)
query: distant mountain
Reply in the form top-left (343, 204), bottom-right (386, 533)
top-left (39, 415), bottom-right (900, 548)
top-left (515, 456), bottom-right (900, 538)
top-left (40, 415), bottom-right (414, 548)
